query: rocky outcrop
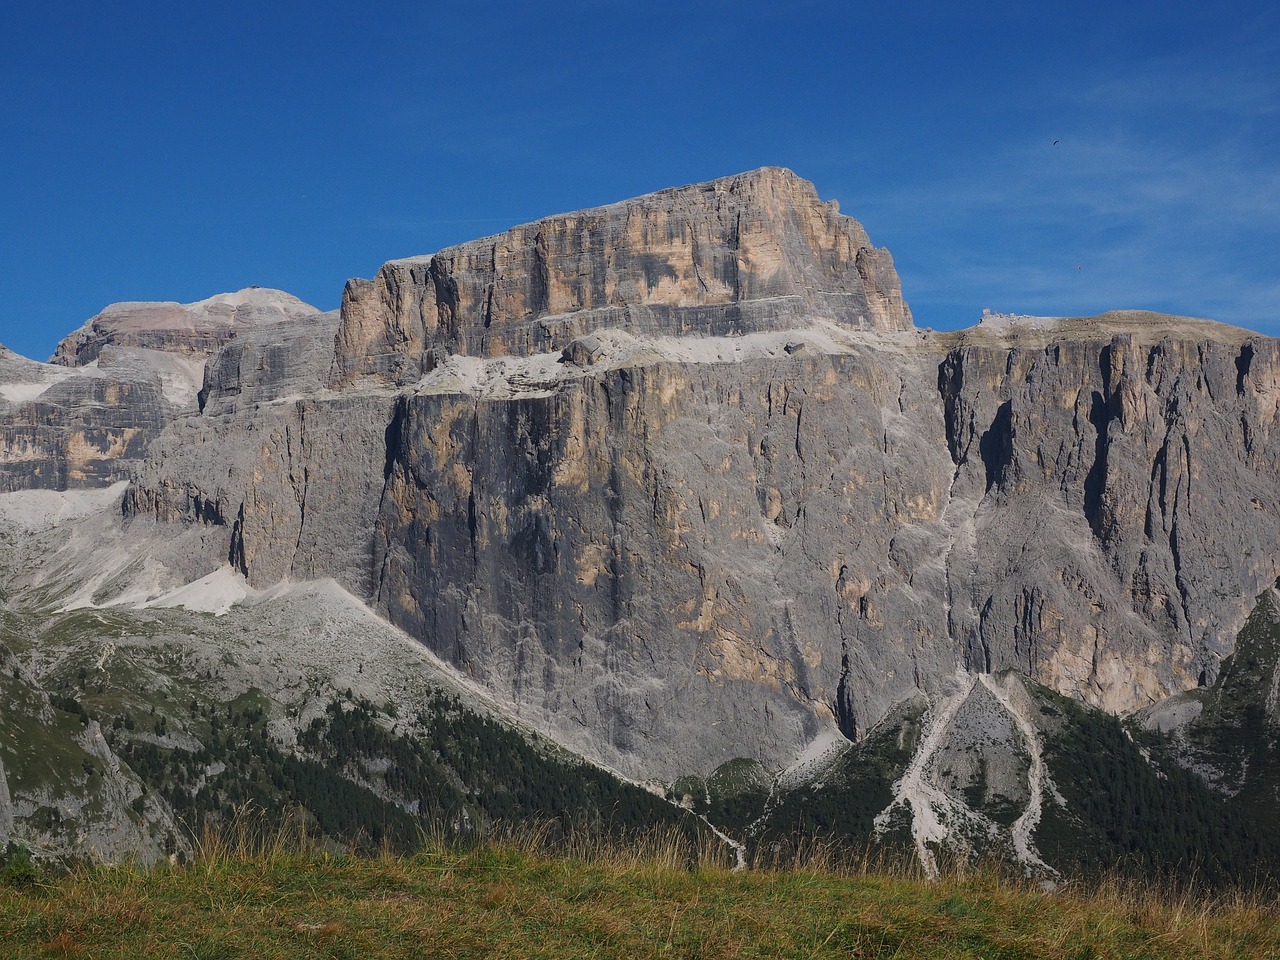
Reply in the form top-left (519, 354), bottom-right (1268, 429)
top-left (367, 345), bottom-right (951, 777)
top-left (198, 310), bottom-right (340, 415)
top-left (125, 306), bottom-right (388, 594)
top-left (0, 753), bottom-right (14, 843)
top-left (1, 291), bottom-right (327, 493)
top-left (124, 391), bottom-right (395, 596)
top-left (51, 288), bottom-right (322, 367)
top-left (0, 347), bottom-right (171, 492)
top-left (934, 313), bottom-right (1280, 711)
top-left (331, 167), bottom-right (912, 386)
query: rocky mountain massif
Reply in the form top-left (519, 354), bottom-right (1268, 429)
top-left (0, 290), bottom-right (329, 492)
top-left (2, 167), bottom-right (1278, 881)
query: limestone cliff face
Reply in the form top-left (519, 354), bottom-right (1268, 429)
top-left (935, 314), bottom-right (1280, 713)
top-left (123, 305), bottom-right (390, 595)
top-left (331, 167), bottom-right (912, 386)
top-left (1, 289), bottom-right (326, 493)
top-left (124, 392), bottom-right (394, 596)
top-left (51, 288), bottom-right (322, 367)
top-left (0, 346), bottom-right (171, 492)
top-left (198, 310), bottom-right (340, 415)
top-left (358, 313), bottom-right (1280, 778)
top-left (13, 171), bottom-right (1280, 785)
top-left (368, 347), bottom-right (954, 777)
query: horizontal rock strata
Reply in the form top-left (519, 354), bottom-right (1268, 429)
top-left (331, 167), bottom-right (912, 386)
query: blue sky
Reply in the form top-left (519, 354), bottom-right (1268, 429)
top-left (2, 1), bottom-right (1277, 361)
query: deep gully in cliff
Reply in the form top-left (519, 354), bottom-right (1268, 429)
top-left (937, 467), bottom-right (963, 646)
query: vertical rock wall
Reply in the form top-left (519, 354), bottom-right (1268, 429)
top-left (331, 168), bottom-right (912, 386)
top-left (16, 170), bottom-right (1279, 783)
top-left (371, 350), bottom-right (954, 777)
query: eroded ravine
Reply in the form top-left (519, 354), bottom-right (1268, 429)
top-left (873, 668), bottom-right (978, 877)
top-left (874, 668), bottom-right (1059, 879)
top-left (977, 673), bottom-right (1056, 877)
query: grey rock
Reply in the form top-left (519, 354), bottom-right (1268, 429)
top-left (198, 310), bottom-right (340, 415)
top-left (356, 310), bottom-right (1280, 779)
top-left (51, 287), bottom-right (322, 367)
top-left (1, 290), bottom-right (327, 493)
top-left (330, 167), bottom-right (912, 386)
top-left (125, 391), bottom-right (395, 596)
top-left (0, 347), bottom-right (172, 492)
top-left (561, 335), bottom-right (605, 367)
top-left (0, 752), bottom-right (13, 842)
top-left (936, 312), bottom-right (1280, 712)
top-left (10, 172), bottom-right (1280, 791)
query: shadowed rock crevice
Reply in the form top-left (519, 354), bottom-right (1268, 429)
top-left (383, 398), bottom-right (408, 483)
top-left (833, 650), bottom-right (860, 742)
top-left (229, 502), bottom-right (248, 576)
top-left (937, 354), bottom-right (966, 467)
top-left (978, 400), bottom-right (1014, 493)
top-left (1236, 342), bottom-right (1254, 396)
top-left (1083, 390), bottom-right (1111, 536)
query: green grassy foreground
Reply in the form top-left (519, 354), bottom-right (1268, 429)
top-left (2, 829), bottom-right (1278, 959)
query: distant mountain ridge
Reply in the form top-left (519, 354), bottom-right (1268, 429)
top-left (50, 287), bottom-right (323, 367)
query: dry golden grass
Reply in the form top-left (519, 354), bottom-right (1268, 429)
top-left (2, 813), bottom-right (1277, 959)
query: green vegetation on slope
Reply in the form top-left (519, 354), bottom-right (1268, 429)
top-left (1, 599), bottom-right (699, 860)
top-left (103, 689), bottom-right (697, 855)
top-left (745, 699), bottom-right (922, 857)
top-left (297, 692), bottom-right (696, 841)
top-left (1184, 592), bottom-right (1280, 818)
top-left (1032, 686), bottom-right (1280, 888)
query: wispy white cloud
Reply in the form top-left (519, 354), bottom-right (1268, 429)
top-left (837, 35), bottom-right (1280, 336)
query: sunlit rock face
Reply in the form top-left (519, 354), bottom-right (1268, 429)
top-left (51, 288), bottom-right (322, 367)
top-left (330, 167), bottom-right (913, 386)
top-left (362, 311), bottom-right (1280, 779)
top-left (7, 170), bottom-right (1280, 785)
top-left (197, 309), bottom-right (339, 415)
